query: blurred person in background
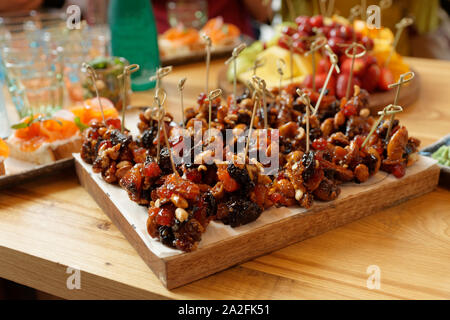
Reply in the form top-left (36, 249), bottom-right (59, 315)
top-left (152, 0), bottom-right (273, 39)
top-left (280, 0), bottom-right (450, 60)
top-left (0, 0), bottom-right (68, 12)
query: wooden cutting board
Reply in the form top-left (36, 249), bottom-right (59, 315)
top-left (217, 65), bottom-right (421, 114)
top-left (74, 154), bottom-right (439, 289)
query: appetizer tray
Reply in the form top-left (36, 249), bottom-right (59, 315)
top-left (0, 157), bottom-right (74, 190)
top-left (74, 153), bottom-right (439, 289)
top-left (217, 66), bottom-right (421, 113)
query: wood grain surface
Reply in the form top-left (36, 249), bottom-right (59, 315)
top-left (0, 57), bottom-right (449, 299)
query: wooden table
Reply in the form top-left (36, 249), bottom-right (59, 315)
top-left (0, 57), bottom-right (449, 299)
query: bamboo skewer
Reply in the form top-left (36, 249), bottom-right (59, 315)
top-left (118, 64), bottom-right (140, 133)
top-left (338, 42), bottom-right (366, 100)
top-left (149, 66), bottom-right (173, 93)
top-left (152, 88), bottom-right (167, 162)
top-left (313, 45), bottom-right (340, 116)
top-left (244, 90), bottom-right (261, 163)
top-left (280, 36), bottom-right (294, 84)
top-left (225, 43), bottom-right (247, 110)
top-left (82, 62), bottom-right (106, 125)
top-left (319, 0), bottom-right (335, 17)
top-left (206, 88), bottom-right (222, 139)
top-left (385, 17), bottom-right (414, 67)
top-left (178, 77), bottom-right (187, 129)
top-left (252, 76), bottom-right (274, 130)
top-left (306, 36), bottom-right (327, 92)
top-left (202, 34), bottom-right (212, 94)
top-left (276, 58), bottom-right (285, 93)
top-left (297, 89), bottom-right (312, 152)
top-left (250, 58), bottom-right (265, 77)
top-left (361, 104), bottom-right (403, 148)
top-left (385, 71), bottom-right (415, 140)
top-left (154, 89), bottom-right (178, 176)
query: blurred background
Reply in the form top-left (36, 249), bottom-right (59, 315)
top-left (0, 0), bottom-right (449, 299)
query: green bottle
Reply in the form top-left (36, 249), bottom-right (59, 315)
top-left (108, 0), bottom-right (159, 91)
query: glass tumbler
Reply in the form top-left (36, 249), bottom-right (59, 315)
top-left (1, 45), bottom-right (65, 118)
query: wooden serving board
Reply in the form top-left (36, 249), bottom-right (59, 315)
top-left (217, 66), bottom-right (421, 114)
top-left (0, 158), bottom-right (74, 190)
top-left (74, 154), bottom-right (439, 289)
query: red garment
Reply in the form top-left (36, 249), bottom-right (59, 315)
top-left (152, 0), bottom-right (254, 37)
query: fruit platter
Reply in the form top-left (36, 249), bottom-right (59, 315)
top-left (218, 14), bottom-right (420, 112)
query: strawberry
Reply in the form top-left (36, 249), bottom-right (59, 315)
top-left (302, 73), bottom-right (334, 94)
top-left (318, 58), bottom-right (331, 74)
top-left (309, 15), bottom-right (323, 28)
top-left (341, 57), bottom-right (367, 76)
top-left (378, 67), bottom-right (394, 91)
top-left (336, 73), bottom-right (361, 99)
top-left (302, 74), bottom-right (313, 88)
top-left (361, 64), bottom-right (381, 92)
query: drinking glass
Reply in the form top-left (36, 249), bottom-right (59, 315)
top-left (1, 45), bottom-right (65, 118)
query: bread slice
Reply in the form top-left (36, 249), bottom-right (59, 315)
top-left (6, 135), bottom-right (81, 165)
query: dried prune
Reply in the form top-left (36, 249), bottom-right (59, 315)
top-left (219, 196), bottom-right (262, 227)
top-left (313, 177), bottom-right (340, 201)
top-left (227, 163), bottom-right (254, 192)
top-left (110, 130), bottom-right (131, 148)
top-left (158, 225), bottom-right (175, 247)
top-left (302, 151), bottom-right (316, 182)
top-left (158, 147), bottom-right (172, 174)
top-left (173, 218), bottom-right (204, 252)
top-left (140, 127), bottom-right (157, 149)
top-left (203, 191), bottom-right (217, 217)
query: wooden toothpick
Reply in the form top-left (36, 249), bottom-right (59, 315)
top-left (339, 42), bottom-right (366, 100)
top-left (385, 17), bottom-right (414, 67)
top-left (314, 44), bottom-right (340, 115)
top-left (296, 89), bottom-right (313, 152)
top-left (149, 66), bottom-right (173, 93)
top-left (178, 77), bottom-right (187, 129)
top-left (154, 89), bottom-right (178, 176)
top-left (152, 88), bottom-right (167, 162)
top-left (202, 34), bottom-right (212, 94)
top-left (250, 58), bottom-right (265, 77)
top-left (286, 0), bottom-right (296, 22)
top-left (244, 90), bottom-right (261, 163)
top-left (225, 43), bottom-right (247, 110)
top-left (82, 62), bottom-right (105, 125)
top-left (306, 36), bottom-right (327, 92)
top-left (349, 5), bottom-right (362, 41)
top-left (118, 64), bottom-right (140, 133)
top-left (280, 36), bottom-right (294, 84)
top-left (385, 71), bottom-right (414, 140)
top-left (361, 104), bottom-right (403, 148)
top-left (206, 88), bottom-right (222, 138)
top-left (276, 58), bottom-right (285, 93)
top-left (319, 0), bottom-right (335, 17)
top-left (252, 75), bottom-right (274, 130)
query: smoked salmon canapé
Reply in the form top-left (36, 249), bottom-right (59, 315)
top-left (200, 17), bottom-right (241, 47)
top-left (70, 97), bottom-right (119, 126)
top-left (7, 110), bottom-right (82, 165)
